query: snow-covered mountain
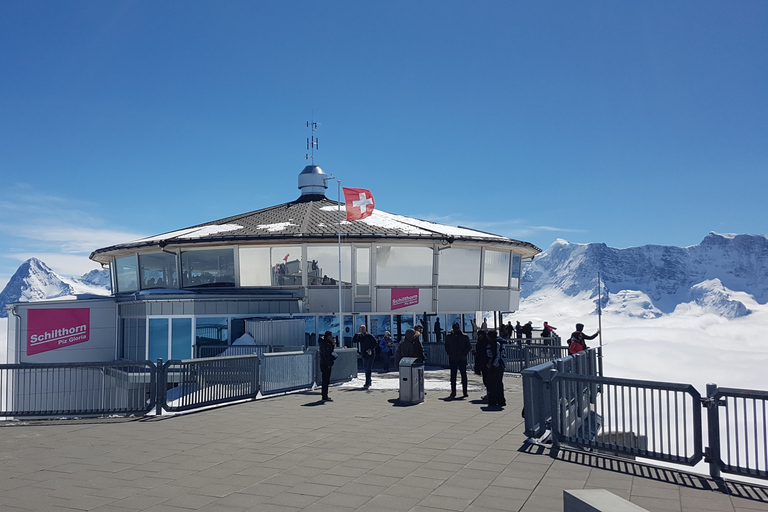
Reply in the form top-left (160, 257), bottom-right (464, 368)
top-left (522, 232), bottom-right (768, 320)
top-left (0, 258), bottom-right (111, 318)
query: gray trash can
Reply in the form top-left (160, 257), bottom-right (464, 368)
top-left (399, 357), bottom-right (425, 403)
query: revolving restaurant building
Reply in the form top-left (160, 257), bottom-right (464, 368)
top-left (9, 165), bottom-right (540, 364)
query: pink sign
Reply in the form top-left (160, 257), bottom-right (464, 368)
top-left (391, 288), bottom-right (419, 310)
top-left (27, 308), bottom-right (90, 356)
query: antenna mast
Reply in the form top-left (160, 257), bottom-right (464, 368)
top-left (306, 117), bottom-right (319, 164)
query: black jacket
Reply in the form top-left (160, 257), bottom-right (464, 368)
top-left (445, 331), bottom-right (471, 361)
top-left (319, 338), bottom-right (336, 367)
top-left (355, 332), bottom-right (378, 358)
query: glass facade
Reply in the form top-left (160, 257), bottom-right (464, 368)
top-left (375, 246), bottom-right (433, 286)
top-left (115, 255), bottom-right (139, 293)
top-left (181, 249), bottom-right (235, 288)
top-left (439, 248), bottom-right (481, 286)
top-left (307, 245), bottom-right (351, 286)
top-left (139, 252), bottom-right (178, 289)
top-left (483, 249), bottom-right (510, 287)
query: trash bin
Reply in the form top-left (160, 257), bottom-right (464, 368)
top-left (399, 357), bottom-right (425, 403)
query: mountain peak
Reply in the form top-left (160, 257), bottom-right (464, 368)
top-left (0, 258), bottom-right (111, 318)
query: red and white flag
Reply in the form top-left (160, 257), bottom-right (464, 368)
top-left (342, 187), bottom-right (375, 221)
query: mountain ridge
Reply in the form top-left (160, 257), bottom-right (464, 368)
top-left (521, 232), bottom-right (768, 319)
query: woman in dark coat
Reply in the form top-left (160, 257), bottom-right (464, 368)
top-left (319, 331), bottom-right (336, 401)
top-left (473, 330), bottom-right (490, 399)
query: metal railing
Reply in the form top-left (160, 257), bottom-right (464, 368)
top-left (521, 348), bottom-right (601, 438)
top-left (196, 343), bottom-right (271, 358)
top-left (159, 355), bottom-right (260, 413)
top-left (259, 351), bottom-right (315, 395)
top-left (424, 341), bottom-right (570, 374)
top-left (0, 361), bottom-right (156, 417)
top-left (524, 356), bottom-right (768, 483)
top-left (706, 385), bottom-right (768, 480)
top-left (551, 373), bottom-right (703, 466)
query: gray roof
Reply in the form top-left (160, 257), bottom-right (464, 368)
top-left (90, 198), bottom-right (541, 262)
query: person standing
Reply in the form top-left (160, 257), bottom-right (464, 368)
top-left (484, 329), bottom-right (507, 407)
top-left (379, 331), bottom-right (394, 372)
top-left (515, 321), bottom-right (523, 339)
top-left (568, 323), bottom-right (599, 355)
top-left (521, 321), bottom-right (533, 339)
top-left (398, 328), bottom-right (426, 364)
top-left (541, 321), bottom-right (557, 345)
top-left (355, 325), bottom-right (377, 388)
top-left (481, 318), bottom-right (488, 331)
top-left (434, 317), bottom-right (443, 343)
top-left (470, 318), bottom-right (478, 340)
top-left (319, 331), bottom-right (336, 401)
top-left (473, 330), bottom-right (490, 401)
top-left (445, 322), bottom-right (472, 398)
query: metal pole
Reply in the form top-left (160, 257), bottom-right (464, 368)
top-left (337, 180), bottom-right (343, 344)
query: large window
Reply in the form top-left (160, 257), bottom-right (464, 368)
top-left (307, 246), bottom-right (351, 286)
top-left (439, 248), bottom-right (481, 286)
top-left (511, 254), bottom-right (522, 290)
top-left (483, 249), bottom-right (511, 287)
top-left (139, 252), bottom-right (178, 289)
top-left (115, 255), bottom-right (138, 293)
top-left (181, 249), bottom-right (235, 288)
top-left (375, 246), bottom-right (433, 286)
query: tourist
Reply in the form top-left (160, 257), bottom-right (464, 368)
top-left (319, 331), bottom-right (336, 401)
top-left (379, 331), bottom-right (394, 372)
top-left (474, 329), bottom-right (490, 400)
top-left (445, 322), bottom-right (472, 398)
top-left (568, 323), bottom-right (600, 355)
top-left (484, 329), bottom-right (507, 407)
top-left (354, 325), bottom-right (377, 388)
top-left (434, 317), bottom-right (443, 343)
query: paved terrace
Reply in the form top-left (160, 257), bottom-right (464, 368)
top-left (1, 370), bottom-right (767, 512)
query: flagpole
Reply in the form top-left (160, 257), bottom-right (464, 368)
top-left (337, 180), bottom-right (343, 345)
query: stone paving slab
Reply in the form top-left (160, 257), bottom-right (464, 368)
top-left (0, 370), bottom-right (766, 511)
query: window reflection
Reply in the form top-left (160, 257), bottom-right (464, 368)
top-left (483, 250), bottom-right (510, 287)
top-left (181, 249), bottom-right (235, 288)
top-left (376, 246), bottom-right (432, 286)
top-left (196, 317), bottom-right (229, 345)
top-left (273, 247), bottom-right (303, 286)
top-left (439, 248), bottom-right (480, 286)
top-left (307, 246), bottom-right (351, 286)
top-left (116, 255), bottom-right (138, 293)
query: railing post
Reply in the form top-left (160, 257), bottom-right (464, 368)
top-left (705, 383), bottom-right (722, 480)
top-left (549, 368), bottom-right (560, 456)
top-left (155, 358), bottom-right (164, 416)
top-left (524, 346), bottom-right (531, 370)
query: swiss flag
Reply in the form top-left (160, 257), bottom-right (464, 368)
top-left (343, 187), bottom-right (375, 221)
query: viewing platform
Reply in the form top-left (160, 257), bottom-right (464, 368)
top-left (0, 370), bottom-right (766, 512)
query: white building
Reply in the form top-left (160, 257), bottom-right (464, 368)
top-left (7, 165), bottom-right (540, 364)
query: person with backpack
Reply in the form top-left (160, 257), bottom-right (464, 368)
top-left (445, 322), bottom-right (472, 398)
top-left (484, 329), bottom-right (507, 407)
top-left (568, 323), bottom-right (600, 355)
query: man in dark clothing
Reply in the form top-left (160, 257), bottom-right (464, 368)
top-left (354, 325), bottom-right (377, 388)
top-left (521, 321), bottom-right (533, 339)
top-left (318, 331), bottom-right (336, 401)
top-left (398, 328), bottom-right (425, 364)
top-left (434, 317), bottom-right (442, 343)
top-left (484, 329), bottom-right (507, 407)
top-left (515, 321), bottom-right (523, 339)
top-left (445, 322), bottom-right (472, 398)
top-left (473, 330), bottom-right (489, 400)
top-left (568, 323), bottom-right (600, 355)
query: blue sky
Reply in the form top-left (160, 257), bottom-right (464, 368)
top-left (1, 1), bottom-right (767, 288)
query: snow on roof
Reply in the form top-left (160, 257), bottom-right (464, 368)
top-left (255, 222), bottom-right (297, 232)
top-left (133, 224), bottom-right (244, 242)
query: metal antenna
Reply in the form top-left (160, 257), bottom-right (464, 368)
top-left (305, 117), bottom-right (320, 164)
